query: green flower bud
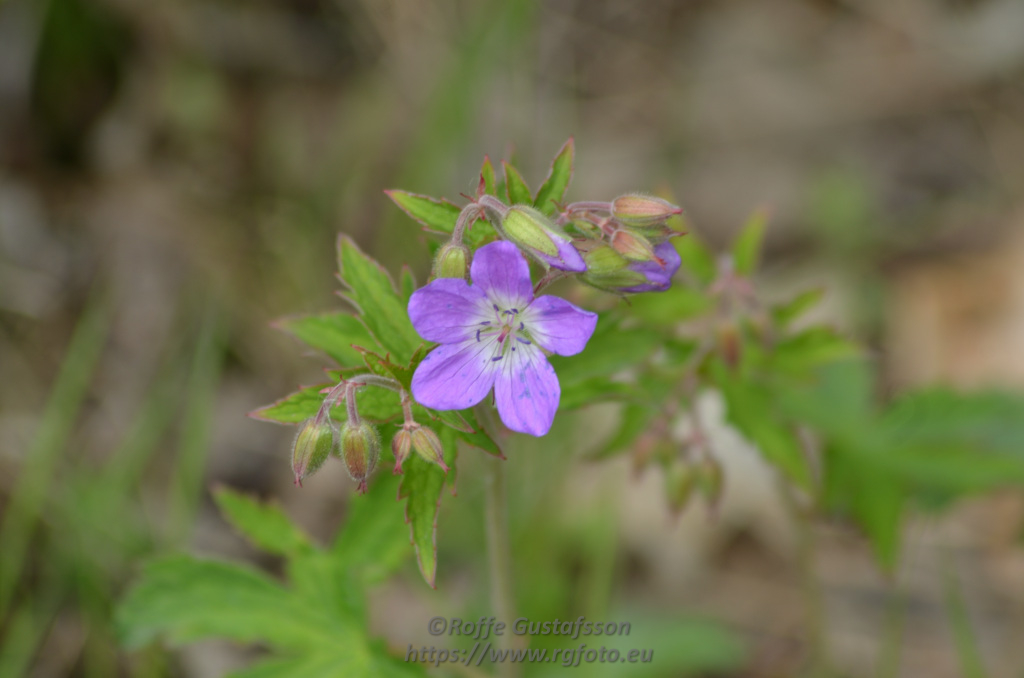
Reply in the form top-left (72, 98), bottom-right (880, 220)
top-left (391, 428), bottom-right (412, 474)
top-left (501, 206), bottom-right (561, 256)
top-left (611, 194), bottom-right (682, 228)
top-left (336, 421), bottom-right (381, 493)
top-left (410, 425), bottom-right (448, 473)
top-left (610, 229), bottom-right (661, 263)
top-left (579, 243), bottom-right (648, 292)
top-left (565, 219), bottom-right (603, 239)
top-left (291, 417), bottom-right (335, 486)
top-left (432, 242), bottom-right (470, 280)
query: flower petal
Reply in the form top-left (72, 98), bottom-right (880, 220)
top-left (408, 278), bottom-right (489, 343)
top-left (535, 239), bottom-right (587, 273)
top-left (521, 295), bottom-right (597, 356)
top-left (411, 339), bottom-right (501, 410)
top-left (621, 242), bottom-right (681, 293)
top-left (470, 241), bottom-right (533, 309)
top-left (493, 344), bottom-right (560, 436)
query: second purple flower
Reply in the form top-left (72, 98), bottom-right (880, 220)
top-left (409, 241), bottom-right (597, 436)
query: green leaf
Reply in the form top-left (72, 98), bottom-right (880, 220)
top-left (275, 313), bottom-right (380, 366)
top-left (771, 288), bottom-right (824, 327)
top-left (712, 361), bottom-right (812, 488)
top-left (330, 474), bottom-right (409, 583)
top-left (480, 155), bottom-right (497, 197)
top-left (116, 556), bottom-right (340, 650)
top-left (771, 326), bottom-right (859, 375)
top-left (629, 285), bottom-right (714, 325)
top-left (213, 487), bottom-right (311, 557)
top-left (249, 383), bottom-right (401, 425)
top-left (336, 236), bottom-right (421, 362)
top-left (732, 208), bottom-right (768, 276)
top-left (533, 137), bottom-right (574, 215)
top-left (590, 403), bottom-right (657, 459)
top-left (456, 405), bottom-right (503, 458)
top-left (503, 160), bottom-right (532, 205)
top-left (675, 232), bottom-right (717, 286)
top-left (384, 190), bottom-right (461, 234)
top-left (399, 266), bottom-right (417, 304)
top-left (560, 379), bottom-right (636, 410)
top-left (226, 653), bottom-right (355, 678)
top-left (358, 346), bottom-right (426, 392)
top-left (398, 438), bottom-right (455, 588)
top-left (824, 441), bottom-right (905, 571)
top-left (548, 317), bottom-right (662, 387)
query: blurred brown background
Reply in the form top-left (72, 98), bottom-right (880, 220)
top-left (2, 0), bottom-right (1024, 676)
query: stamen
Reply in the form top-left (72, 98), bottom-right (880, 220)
top-left (516, 337), bottom-right (531, 345)
top-left (519, 322), bottom-right (524, 331)
top-left (491, 355), bottom-right (503, 362)
top-left (476, 329), bottom-right (481, 342)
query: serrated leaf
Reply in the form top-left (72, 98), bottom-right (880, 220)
top-left (384, 190), bottom-right (461, 234)
top-left (480, 155), bottom-right (497, 197)
top-left (675, 232), bottom-right (717, 286)
top-left (416, 406), bottom-right (503, 458)
top-left (214, 487), bottom-right (311, 557)
top-left (116, 556), bottom-right (339, 651)
top-left (533, 138), bottom-right (574, 215)
top-left (560, 379), bottom-right (637, 410)
top-left (711, 361), bottom-right (812, 488)
top-left (732, 208), bottom-right (768, 276)
top-left (629, 285), bottom-right (714, 325)
top-left (772, 288), bottom-right (824, 327)
top-left (548, 317), bottom-right (661, 387)
top-left (503, 161), bottom-right (532, 205)
top-left (358, 345), bottom-right (426, 392)
top-left (454, 408), bottom-right (503, 458)
top-left (771, 326), bottom-right (859, 375)
top-left (385, 191), bottom-right (491, 249)
top-left (337, 236), bottom-right (421, 362)
top-left (226, 653), bottom-right (355, 678)
top-left (398, 438), bottom-right (455, 587)
top-left (331, 474), bottom-right (409, 583)
top-left (275, 313), bottom-right (379, 366)
top-left (824, 442), bottom-right (904, 571)
top-left (249, 383), bottom-right (401, 425)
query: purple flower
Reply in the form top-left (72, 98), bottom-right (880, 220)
top-left (409, 241), bottom-right (597, 436)
top-left (619, 242), bottom-right (681, 293)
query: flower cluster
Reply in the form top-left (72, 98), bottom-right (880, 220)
top-left (288, 145), bottom-right (686, 492)
top-left (405, 188), bottom-right (684, 438)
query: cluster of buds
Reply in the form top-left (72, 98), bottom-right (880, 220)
top-left (558, 194), bottom-right (684, 294)
top-left (428, 191), bottom-right (685, 296)
top-left (291, 379), bottom-right (384, 493)
top-left (291, 374), bottom-right (447, 493)
top-left (391, 422), bottom-right (447, 474)
top-left (391, 388), bottom-right (448, 474)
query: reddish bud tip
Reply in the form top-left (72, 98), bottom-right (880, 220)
top-left (410, 425), bottom-right (447, 471)
top-left (291, 417), bottom-right (335, 485)
top-left (335, 421), bottom-right (381, 489)
top-left (612, 194), bottom-right (682, 228)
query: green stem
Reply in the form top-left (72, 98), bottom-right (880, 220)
top-left (476, 404), bottom-right (518, 678)
top-left (779, 480), bottom-right (831, 677)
